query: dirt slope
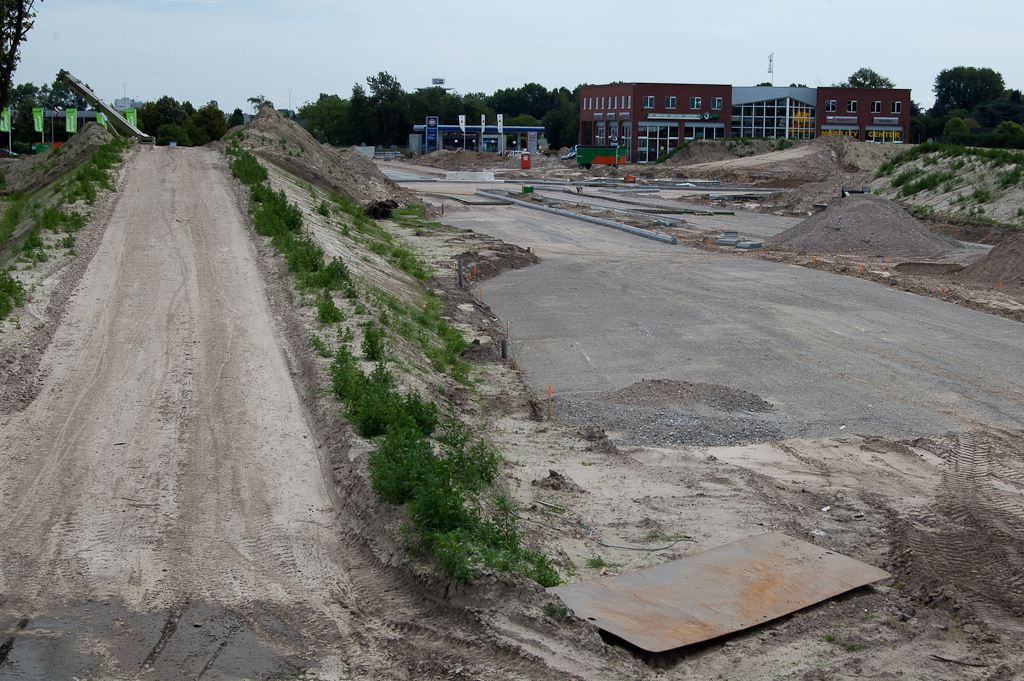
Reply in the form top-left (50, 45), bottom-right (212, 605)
top-left (0, 122), bottom-right (113, 194)
top-left (680, 136), bottom-right (901, 186)
top-left (226, 107), bottom-right (413, 205)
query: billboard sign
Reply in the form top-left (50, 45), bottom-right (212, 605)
top-left (425, 116), bottom-right (438, 151)
top-left (126, 108), bottom-right (137, 128)
top-left (97, 111), bottom-right (107, 129)
top-left (66, 108), bottom-right (77, 133)
top-left (432, 78), bottom-right (445, 86)
top-left (33, 107), bottom-right (43, 132)
top-left (497, 113), bottom-right (503, 134)
top-left (0, 108), bottom-right (9, 133)
top-left (458, 114), bottom-right (466, 133)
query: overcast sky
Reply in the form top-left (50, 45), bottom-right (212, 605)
top-left (13, 0), bottom-right (1024, 116)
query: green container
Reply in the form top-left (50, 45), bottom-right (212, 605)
top-left (35, 143), bottom-right (52, 154)
top-left (522, 186), bottom-right (534, 194)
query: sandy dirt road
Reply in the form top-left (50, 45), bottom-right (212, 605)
top-left (0, 148), bottom-right (595, 680)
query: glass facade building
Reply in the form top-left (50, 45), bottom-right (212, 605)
top-left (730, 87), bottom-right (817, 140)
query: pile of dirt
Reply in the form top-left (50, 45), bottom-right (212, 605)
top-left (414, 149), bottom-right (503, 169)
top-left (958, 231), bottom-right (1024, 290)
top-left (453, 242), bottom-right (539, 283)
top-left (0, 122), bottom-right (114, 194)
top-left (779, 193), bottom-right (963, 258)
top-left (228, 108), bottom-right (412, 205)
top-left (601, 378), bottom-right (774, 413)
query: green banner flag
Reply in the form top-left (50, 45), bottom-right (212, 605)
top-left (0, 108), bottom-right (9, 133)
top-left (32, 107), bottom-right (43, 132)
top-left (66, 108), bottom-right (77, 133)
top-left (125, 108), bottom-right (137, 128)
top-left (97, 111), bottom-right (107, 129)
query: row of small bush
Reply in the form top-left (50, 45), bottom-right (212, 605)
top-left (227, 141), bottom-right (555, 585)
top-left (329, 338), bottom-right (558, 586)
top-left (226, 144), bottom-right (356, 319)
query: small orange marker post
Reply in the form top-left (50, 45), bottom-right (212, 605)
top-left (999, 282), bottom-right (1003, 289)
top-left (479, 287), bottom-right (482, 302)
top-left (942, 287), bottom-right (946, 294)
top-left (860, 264), bottom-right (863, 273)
top-left (548, 386), bottom-right (552, 421)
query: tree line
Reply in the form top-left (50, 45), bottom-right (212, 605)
top-left (297, 73), bottom-right (581, 150)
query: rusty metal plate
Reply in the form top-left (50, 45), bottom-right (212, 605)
top-left (548, 532), bottom-right (890, 652)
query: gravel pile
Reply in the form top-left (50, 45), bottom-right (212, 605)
top-left (780, 193), bottom-right (962, 258)
top-left (553, 398), bottom-right (783, 449)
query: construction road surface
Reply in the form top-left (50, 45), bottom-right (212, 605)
top-left (0, 148), bottom-right (577, 681)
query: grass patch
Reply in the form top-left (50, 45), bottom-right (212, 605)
top-left (371, 288), bottom-right (469, 382)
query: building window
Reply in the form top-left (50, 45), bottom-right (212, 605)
top-left (871, 101), bottom-right (882, 113)
top-left (826, 100), bottom-right (836, 112)
top-left (847, 100), bottom-right (858, 113)
top-left (643, 96), bottom-right (655, 109)
top-left (712, 97), bottom-right (723, 110)
top-left (891, 101), bottom-right (902, 114)
top-left (626, 95), bottom-right (631, 109)
top-left (690, 96), bottom-right (701, 110)
top-left (665, 96), bottom-right (676, 109)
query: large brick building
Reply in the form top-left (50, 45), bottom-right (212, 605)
top-left (579, 83), bottom-right (911, 163)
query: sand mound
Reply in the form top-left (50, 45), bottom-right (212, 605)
top-left (0, 122), bottom-right (114, 194)
top-left (780, 193), bottom-right (963, 258)
top-left (228, 108), bottom-right (412, 205)
top-left (959, 232), bottom-right (1024, 290)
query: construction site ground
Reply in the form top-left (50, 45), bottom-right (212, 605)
top-left (1, 122), bottom-right (1022, 681)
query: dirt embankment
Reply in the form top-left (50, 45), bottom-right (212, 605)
top-left (868, 147), bottom-right (1024, 229)
top-left (223, 107), bottom-right (414, 205)
top-left (676, 136), bottom-right (902, 187)
top-left (0, 123), bottom-right (113, 195)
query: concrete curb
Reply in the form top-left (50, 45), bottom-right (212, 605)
top-left (476, 190), bottom-right (678, 245)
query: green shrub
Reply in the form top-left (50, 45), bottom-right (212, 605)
top-left (317, 200), bottom-right (331, 217)
top-left (998, 166), bottom-right (1022, 189)
top-left (362, 323), bottom-right (386, 361)
top-left (891, 167), bottom-right (924, 188)
top-left (316, 291), bottom-right (343, 325)
top-left (57, 234), bottom-right (76, 249)
top-left (973, 186), bottom-right (993, 203)
top-left (0, 269), bottom-right (25, 320)
top-left (329, 344), bottom-right (363, 402)
top-left (310, 333), bottom-right (332, 357)
top-left (900, 170), bottom-right (958, 196)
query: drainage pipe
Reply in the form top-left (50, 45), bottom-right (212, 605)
top-left (476, 190), bottom-right (678, 245)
